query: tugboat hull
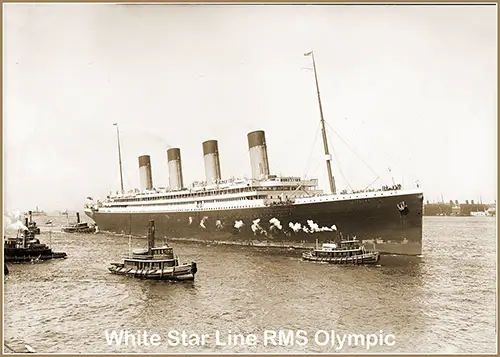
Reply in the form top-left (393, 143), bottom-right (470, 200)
top-left (108, 262), bottom-right (197, 281)
top-left (302, 251), bottom-right (380, 265)
top-left (61, 227), bottom-right (96, 233)
top-left (61, 212), bottom-right (96, 233)
top-left (5, 249), bottom-right (67, 263)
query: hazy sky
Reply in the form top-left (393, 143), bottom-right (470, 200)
top-left (4, 3), bottom-right (497, 212)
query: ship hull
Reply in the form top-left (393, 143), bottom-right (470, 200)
top-left (61, 227), bottom-right (96, 233)
top-left (5, 248), bottom-right (67, 262)
top-left (108, 263), bottom-right (196, 281)
top-left (302, 251), bottom-right (380, 265)
top-left (86, 192), bottom-right (423, 255)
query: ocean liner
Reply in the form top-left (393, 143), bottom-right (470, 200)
top-left (84, 52), bottom-right (424, 255)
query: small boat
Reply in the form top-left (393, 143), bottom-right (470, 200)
top-left (29, 206), bottom-right (47, 217)
top-left (302, 236), bottom-right (380, 265)
top-left (4, 230), bottom-right (67, 263)
top-left (108, 220), bottom-right (197, 281)
top-left (470, 210), bottom-right (489, 217)
top-left (61, 212), bottom-right (96, 233)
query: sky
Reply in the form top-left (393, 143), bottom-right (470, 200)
top-left (3, 3), bottom-right (497, 212)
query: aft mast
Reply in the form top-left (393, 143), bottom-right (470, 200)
top-left (304, 50), bottom-right (336, 194)
top-left (113, 123), bottom-right (125, 194)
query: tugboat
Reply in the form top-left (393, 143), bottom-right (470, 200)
top-left (4, 222), bottom-right (67, 263)
top-left (108, 220), bottom-right (197, 281)
top-left (302, 236), bottom-right (380, 265)
top-left (26, 211), bottom-right (40, 235)
top-left (61, 212), bottom-right (96, 233)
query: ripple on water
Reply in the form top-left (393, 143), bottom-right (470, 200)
top-left (3, 217), bottom-right (497, 353)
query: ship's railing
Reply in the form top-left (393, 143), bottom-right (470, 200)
top-left (93, 177), bottom-right (408, 204)
top-left (341, 184), bottom-right (403, 195)
top-left (263, 197), bottom-right (296, 206)
top-left (84, 201), bottom-right (103, 209)
top-left (121, 252), bottom-right (148, 259)
top-left (110, 182), bottom-right (316, 201)
top-left (102, 175), bottom-right (321, 200)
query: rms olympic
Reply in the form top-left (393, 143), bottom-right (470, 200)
top-left (84, 52), bottom-right (424, 255)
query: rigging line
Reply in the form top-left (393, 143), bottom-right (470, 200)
top-left (302, 122), bottom-right (322, 177)
top-left (329, 128), bottom-right (378, 191)
top-left (327, 129), bottom-right (353, 192)
top-left (332, 140), bottom-right (354, 191)
top-left (310, 158), bottom-right (322, 179)
top-left (324, 120), bottom-right (388, 186)
top-left (363, 176), bottom-right (380, 191)
top-left (123, 170), bottom-right (132, 192)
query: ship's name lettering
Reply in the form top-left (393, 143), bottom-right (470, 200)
top-left (167, 330), bottom-right (210, 346)
top-left (214, 330), bottom-right (258, 346)
top-left (104, 329), bottom-right (396, 349)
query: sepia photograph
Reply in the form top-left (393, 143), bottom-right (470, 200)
top-left (3, 2), bottom-right (497, 354)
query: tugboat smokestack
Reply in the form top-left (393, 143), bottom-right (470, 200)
top-left (138, 155), bottom-right (154, 191)
top-left (147, 219), bottom-right (155, 255)
top-left (76, 212), bottom-right (80, 224)
top-left (202, 140), bottom-right (222, 183)
top-left (166, 148), bottom-right (184, 190)
top-left (247, 130), bottom-right (270, 180)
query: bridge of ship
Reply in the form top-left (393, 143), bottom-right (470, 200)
top-left (121, 246), bottom-right (179, 269)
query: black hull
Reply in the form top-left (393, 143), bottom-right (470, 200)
top-left (87, 192), bottom-right (423, 255)
top-left (5, 248), bottom-right (67, 263)
top-left (61, 227), bottom-right (95, 233)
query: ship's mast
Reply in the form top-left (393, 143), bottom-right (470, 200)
top-left (305, 50), bottom-right (336, 194)
top-left (113, 123), bottom-right (124, 193)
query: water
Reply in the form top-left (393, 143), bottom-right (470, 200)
top-left (4, 217), bottom-right (497, 353)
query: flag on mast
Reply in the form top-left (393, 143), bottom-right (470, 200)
top-left (304, 51), bottom-right (313, 56)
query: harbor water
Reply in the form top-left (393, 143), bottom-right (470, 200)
top-left (3, 216), bottom-right (497, 353)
